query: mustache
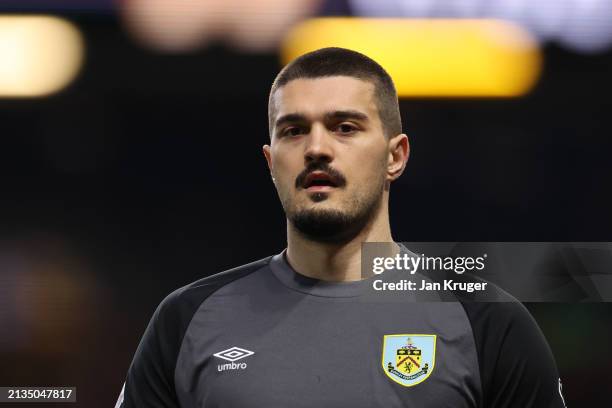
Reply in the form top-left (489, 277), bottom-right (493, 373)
top-left (295, 161), bottom-right (347, 189)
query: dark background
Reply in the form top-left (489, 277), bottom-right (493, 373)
top-left (1, 8), bottom-right (611, 408)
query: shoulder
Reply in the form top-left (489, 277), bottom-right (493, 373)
top-left (451, 275), bottom-right (547, 367)
top-left (156, 255), bottom-right (273, 324)
top-left (452, 280), bottom-right (564, 407)
top-left (452, 274), bottom-right (538, 333)
top-left (130, 255), bottom-right (273, 392)
top-left (117, 256), bottom-right (273, 407)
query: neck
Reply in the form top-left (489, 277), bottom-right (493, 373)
top-left (285, 198), bottom-right (395, 282)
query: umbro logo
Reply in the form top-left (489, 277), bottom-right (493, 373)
top-left (214, 347), bottom-right (254, 372)
top-left (214, 347), bottom-right (254, 362)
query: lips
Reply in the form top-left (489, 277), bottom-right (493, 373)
top-left (303, 171), bottom-right (338, 189)
top-left (295, 164), bottom-right (346, 192)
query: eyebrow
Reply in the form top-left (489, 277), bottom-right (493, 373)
top-left (324, 110), bottom-right (369, 123)
top-left (274, 113), bottom-right (307, 131)
top-left (274, 110), bottom-right (370, 131)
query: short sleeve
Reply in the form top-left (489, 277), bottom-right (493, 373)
top-left (115, 292), bottom-right (184, 408)
top-left (460, 300), bottom-right (567, 408)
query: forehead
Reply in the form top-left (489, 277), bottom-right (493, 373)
top-left (272, 76), bottom-right (378, 120)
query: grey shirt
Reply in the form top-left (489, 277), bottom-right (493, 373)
top-left (116, 248), bottom-right (566, 407)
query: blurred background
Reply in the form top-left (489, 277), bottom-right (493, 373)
top-left (1, 0), bottom-right (611, 406)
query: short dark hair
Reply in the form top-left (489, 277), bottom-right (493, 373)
top-left (268, 47), bottom-right (402, 139)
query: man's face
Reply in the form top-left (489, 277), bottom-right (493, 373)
top-left (263, 76), bottom-right (393, 243)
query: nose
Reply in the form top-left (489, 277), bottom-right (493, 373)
top-left (304, 123), bottom-right (333, 164)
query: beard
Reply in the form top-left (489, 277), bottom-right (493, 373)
top-left (285, 181), bottom-right (385, 244)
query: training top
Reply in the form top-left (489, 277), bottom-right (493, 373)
top-left (115, 247), bottom-right (566, 408)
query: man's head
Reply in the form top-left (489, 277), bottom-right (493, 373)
top-left (268, 47), bottom-right (402, 139)
top-left (263, 47), bottom-right (409, 244)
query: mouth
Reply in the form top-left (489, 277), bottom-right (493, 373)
top-left (302, 171), bottom-right (339, 192)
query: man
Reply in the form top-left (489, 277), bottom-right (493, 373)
top-left (115, 47), bottom-right (566, 407)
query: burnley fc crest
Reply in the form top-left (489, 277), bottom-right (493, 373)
top-left (382, 334), bottom-right (436, 386)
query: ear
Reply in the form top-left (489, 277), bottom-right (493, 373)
top-left (262, 144), bottom-right (273, 173)
top-left (387, 133), bottom-right (409, 181)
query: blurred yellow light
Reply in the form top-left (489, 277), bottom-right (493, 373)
top-left (0, 16), bottom-right (84, 97)
top-left (281, 18), bottom-right (542, 97)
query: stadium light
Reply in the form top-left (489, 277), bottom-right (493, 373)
top-left (0, 16), bottom-right (84, 98)
top-left (281, 18), bottom-right (542, 97)
top-left (349, 0), bottom-right (612, 53)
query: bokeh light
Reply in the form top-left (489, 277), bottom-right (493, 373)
top-left (0, 16), bottom-right (84, 97)
top-left (282, 18), bottom-right (542, 97)
top-left (121, 0), bottom-right (322, 53)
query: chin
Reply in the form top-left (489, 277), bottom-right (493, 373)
top-left (306, 189), bottom-right (347, 204)
top-left (301, 201), bottom-right (345, 214)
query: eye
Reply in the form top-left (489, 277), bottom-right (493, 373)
top-left (335, 123), bottom-right (358, 135)
top-left (282, 126), bottom-right (305, 137)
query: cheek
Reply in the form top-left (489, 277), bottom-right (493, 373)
top-left (271, 156), bottom-right (300, 190)
top-left (274, 160), bottom-right (295, 180)
top-left (272, 145), bottom-right (301, 170)
top-left (348, 148), bottom-right (387, 180)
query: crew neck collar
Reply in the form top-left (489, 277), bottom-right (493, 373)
top-left (269, 243), bottom-right (413, 298)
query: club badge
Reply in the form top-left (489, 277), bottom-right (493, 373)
top-left (382, 334), bottom-right (436, 387)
